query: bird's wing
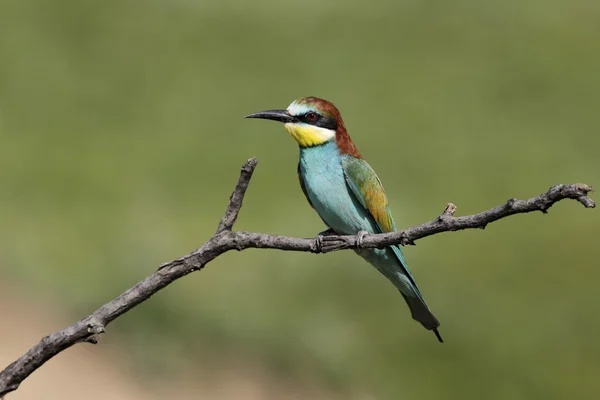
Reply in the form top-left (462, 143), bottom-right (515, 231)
top-left (342, 155), bottom-right (441, 336)
top-left (340, 155), bottom-right (396, 234)
top-left (341, 156), bottom-right (420, 289)
top-left (297, 162), bottom-right (315, 209)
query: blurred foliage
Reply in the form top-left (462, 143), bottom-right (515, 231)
top-left (1, 0), bottom-right (599, 398)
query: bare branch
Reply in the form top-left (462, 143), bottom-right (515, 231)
top-left (0, 158), bottom-right (594, 397)
top-left (215, 158), bottom-right (259, 234)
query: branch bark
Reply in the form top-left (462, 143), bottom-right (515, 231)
top-left (0, 158), bottom-right (595, 397)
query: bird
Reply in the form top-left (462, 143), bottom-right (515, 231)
top-left (245, 97), bottom-right (443, 343)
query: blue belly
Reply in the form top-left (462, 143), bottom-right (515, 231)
top-left (299, 142), bottom-right (417, 296)
top-left (299, 142), bottom-right (377, 235)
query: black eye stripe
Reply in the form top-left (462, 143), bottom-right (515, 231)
top-left (299, 112), bottom-right (337, 130)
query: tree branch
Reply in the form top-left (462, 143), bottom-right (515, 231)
top-left (215, 158), bottom-right (258, 234)
top-left (0, 158), bottom-right (594, 397)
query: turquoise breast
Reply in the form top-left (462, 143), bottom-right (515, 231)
top-left (299, 141), bottom-right (377, 235)
top-left (299, 141), bottom-right (416, 296)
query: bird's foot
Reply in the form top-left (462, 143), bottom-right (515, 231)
top-left (314, 228), bottom-right (339, 253)
top-left (318, 228), bottom-right (337, 237)
top-left (356, 230), bottom-right (369, 249)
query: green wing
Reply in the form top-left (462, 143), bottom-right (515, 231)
top-left (341, 156), bottom-right (397, 234)
top-left (342, 155), bottom-right (442, 336)
top-left (341, 156), bottom-right (416, 287)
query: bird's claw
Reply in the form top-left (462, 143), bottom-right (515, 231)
top-left (314, 228), bottom-right (339, 253)
top-left (315, 235), bottom-right (324, 253)
top-left (356, 230), bottom-right (369, 249)
top-left (318, 228), bottom-right (337, 237)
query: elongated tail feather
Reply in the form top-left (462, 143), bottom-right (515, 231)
top-left (390, 246), bottom-right (443, 342)
top-left (401, 294), bottom-right (443, 342)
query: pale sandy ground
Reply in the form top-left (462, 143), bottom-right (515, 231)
top-left (0, 282), bottom-right (372, 400)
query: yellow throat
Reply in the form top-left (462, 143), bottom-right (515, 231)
top-left (284, 123), bottom-right (336, 148)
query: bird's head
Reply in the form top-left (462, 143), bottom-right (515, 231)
top-left (245, 97), bottom-right (361, 156)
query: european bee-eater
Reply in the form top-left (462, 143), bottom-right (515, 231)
top-left (245, 97), bottom-right (442, 343)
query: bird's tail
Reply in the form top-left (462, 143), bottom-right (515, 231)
top-left (357, 245), bottom-right (443, 342)
top-left (388, 246), bottom-right (443, 343)
top-left (401, 293), bottom-right (443, 343)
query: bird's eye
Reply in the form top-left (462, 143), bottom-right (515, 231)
top-left (305, 112), bottom-right (318, 121)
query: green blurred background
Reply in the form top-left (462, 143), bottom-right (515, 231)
top-left (1, 0), bottom-right (599, 399)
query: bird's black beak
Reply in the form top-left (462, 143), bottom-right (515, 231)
top-left (244, 109), bottom-right (296, 123)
